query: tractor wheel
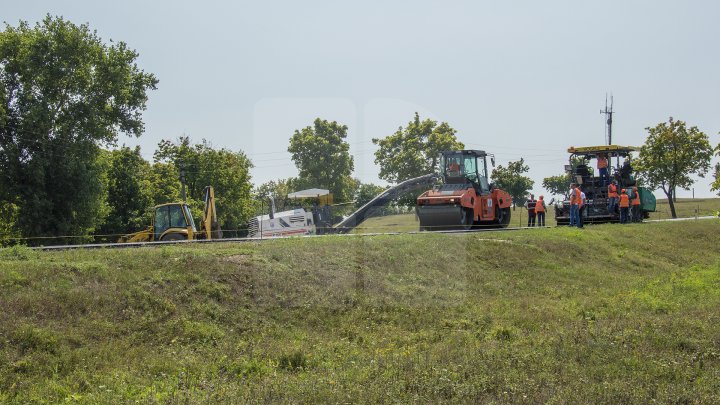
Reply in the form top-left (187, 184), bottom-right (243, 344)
top-left (496, 206), bottom-right (511, 228)
top-left (161, 233), bottom-right (186, 241)
top-left (459, 208), bottom-right (473, 231)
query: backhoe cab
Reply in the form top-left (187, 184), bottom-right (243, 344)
top-left (119, 186), bottom-right (222, 243)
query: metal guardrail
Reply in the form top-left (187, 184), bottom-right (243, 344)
top-left (28, 215), bottom-right (717, 251)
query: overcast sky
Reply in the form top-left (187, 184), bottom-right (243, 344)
top-left (5, 0), bottom-right (720, 197)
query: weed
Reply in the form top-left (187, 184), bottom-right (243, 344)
top-left (0, 245), bottom-right (37, 261)
top-left (277, 350), bottom-right (308, 371)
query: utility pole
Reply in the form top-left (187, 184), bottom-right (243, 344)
top-left (600, 94), bottom-right (614, 146)
top-left (600, 94), bottom-right (618, 168)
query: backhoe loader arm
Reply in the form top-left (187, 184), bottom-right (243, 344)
top-left (200, 186), bottom-right (222, 239)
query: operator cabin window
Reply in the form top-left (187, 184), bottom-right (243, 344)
top-left (154, 205), bottom-right (187, 238)
top-left (462, 156), bottom-right (477, 181)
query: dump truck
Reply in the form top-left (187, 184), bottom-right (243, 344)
top-left (416, 150), bottom-right (513, 230)
top-left (554, 145), bottom-right (656, 225)
top-left (119, 186), bottom-right (222, 242)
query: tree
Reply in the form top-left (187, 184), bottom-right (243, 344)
top-left (491, 159), bottom-right (534, 208)
top-left (99, 146), bottom-right (154, 236)
top-left (712, 143), bottom-right (720, 196)
top-left (0, 16), bottom-right (157, 240)
top-left (635, 117), bottom-right (713, 218)
top-left (253, 177), bottom-right (302, 215)
top-left (373, 112), bottom-right (464, 183)
top-left (354, 182), bottom-right (387, 208)
top-left (154, 137), bottom-right (254, 234)
top-left (148, 162), bottom-right (182, 205)
top-left (542, 174), bottom-right (571, 198)
top-left (0, 201), bottom-right (19, 243)
top-left (287, 118), bottom-right (355, 202)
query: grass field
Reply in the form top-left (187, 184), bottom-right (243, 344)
top-left (1, 219), bottom-right (720, 402)
top-left (353, 198), bottom-right (720, 233)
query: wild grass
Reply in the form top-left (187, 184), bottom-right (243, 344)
top-left (1, 219), bottom-right (719, 402)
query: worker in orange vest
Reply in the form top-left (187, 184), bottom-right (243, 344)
top-left (597, 153), bottom-right (609, 186)
top-left (447, 158), bottom-right (460, 175)
top-left (535, 195), bottom-right (546, 227)
top-left (619, 189), bottom-right (630, 224)
top-left (607, 180), bottom-right (619, 216)
top-left (631, 186), bottom-right (641, 222)
top-left (569, 183), bottom-right (582, 227)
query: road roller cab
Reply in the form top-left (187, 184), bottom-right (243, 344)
top-left (416, 150), bottom-right (512, 230)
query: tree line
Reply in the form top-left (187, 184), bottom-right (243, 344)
top-left (2, 17), bottom-right (719, 244)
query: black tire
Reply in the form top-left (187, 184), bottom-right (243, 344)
top-left (495, 206), bottom-right (511, 228)
top-left (459, 208), bottom-right (474, 231)
top-left (161, 233), bottom-right (186, 241)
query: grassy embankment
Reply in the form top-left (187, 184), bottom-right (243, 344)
top-left (354, 197), bottom-right (720, 233)
top-left (1, 219), bottom-right (720, 402)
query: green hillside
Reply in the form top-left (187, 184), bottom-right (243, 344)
top-left (1, 220), bottom-right (720, 402)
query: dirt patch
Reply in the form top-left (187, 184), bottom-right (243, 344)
top-left (224, 254), bottom-right (250, 265)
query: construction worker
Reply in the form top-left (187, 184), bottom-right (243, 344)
top-left (607, 180), bottom-right (619, 216)
top-left (619, 188), bottom-right (630, 224)
top-left (569, 184), bottom-right (581, 227)
top-left (447, 158), bottom-right (460, 175)
top-left (535, 195), bottom-right (546, 227)
top-left (631, 186), bottom-right (641, 222)
top-left (525, 194), bottom-right (537, 227)
top-left (578, 189), bottom-right (587, 228)
top-left (597, 153), bottom-right (609, 186)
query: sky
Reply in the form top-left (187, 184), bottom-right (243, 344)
top-left (5, 0), bottom-right (720, 198)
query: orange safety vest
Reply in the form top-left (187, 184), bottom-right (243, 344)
top-left (608, 183), bottom-right (618, 198)
top-left (570, 188), bottom-right (582, 205)
top-left (632, 190), bottom-right (641, 206)
top-left (619, 194), bottom-right (630, 208)
top-left (535, 199), bottom-right (545, 213)
top-left (598, 157), bottom-right (608, 169)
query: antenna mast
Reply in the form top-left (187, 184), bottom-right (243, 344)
top-left (600, 94), bottom-right (614, 145)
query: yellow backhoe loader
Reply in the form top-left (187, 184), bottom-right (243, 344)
top-left (119, 186), bottom-right (222, 243)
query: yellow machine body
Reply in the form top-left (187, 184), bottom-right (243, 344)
top-left (119, 186), bottom-right (220, 243)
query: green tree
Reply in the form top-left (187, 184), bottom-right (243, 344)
top-left (288, 118), bottom-right (355, 202)
top-left (0, 201), bottom-right (19, 243)
top-left (491, 159), bottom-right (534, 208)
top-left (542, 174), bottom-right (571, 198)
top-left (354, 182), bottom-right (387, 208)
top-left (148, 162), bottom-right (181, 205)
top-left (373, 112), bottom-right (464, 183)
top-left (253, 177), bottom-right (302, 215)
top-left (0, 16), bottom-right (157, 241)
top-left (635, 117), bottom-right (714, 218)
top-left (154, 137), bottom-right (254, 234)
top-left (712, 143), bottom-right (720, 196)
top-left (100, 146), bottom-right (154, 236)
